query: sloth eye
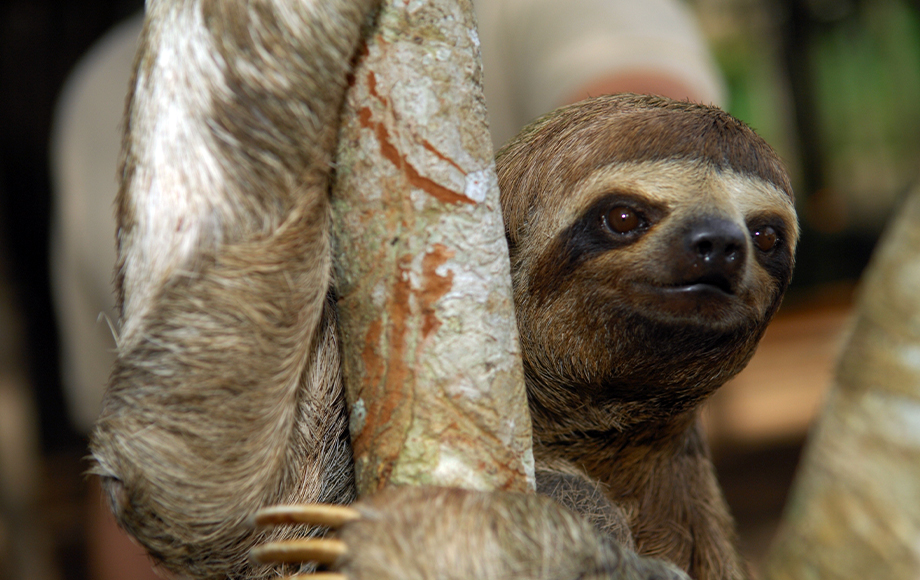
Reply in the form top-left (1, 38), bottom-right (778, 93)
top-left (752, 225), bottom-right (778, 252)
top-left (605, 206), bottom-right (641, 234)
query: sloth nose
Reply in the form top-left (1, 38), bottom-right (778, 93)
top-left (679, 217), bottom-right (747, 289)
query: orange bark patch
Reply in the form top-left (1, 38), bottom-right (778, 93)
top-left (361, 72), bottom-right (476, 206)
top-left (422, 138), bottom-right (465, 173)
top-left (420, 244), bottom-right (455, 338)
top-left (351, 246), bottom-right (456, 485)
top-left (373, 120), bottom-right (404, 170)
top-left (358, 107), bottom-right (374, 129)
top-left (367, 71), bottom-right (387, 107)
top-left (351, 254), bottom-right (415, 486)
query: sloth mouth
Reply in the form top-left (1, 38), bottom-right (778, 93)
top-left (630, 275), bottom-right (740, 321)
top-left (637, 274), bottom-right (736, 297)
top-left (674, 273), bottom-right (736, 296)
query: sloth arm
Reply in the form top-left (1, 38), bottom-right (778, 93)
top-left (313, 486), bottom-right (691, 580)
top-left (89, 1), bottom-right (374, 577)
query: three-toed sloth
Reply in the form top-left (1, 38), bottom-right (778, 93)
top-left (90, 2), bottom-right (797, 579)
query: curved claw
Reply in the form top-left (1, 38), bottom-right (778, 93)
top-left (254, 504), bottom-right (361, 529)
top-left (251, 538), bottom-right (348, 565)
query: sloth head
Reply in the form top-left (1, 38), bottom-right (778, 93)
top-left (496, 94), bottom-right (798, 432)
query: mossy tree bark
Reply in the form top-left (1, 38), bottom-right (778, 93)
top-left (764, 184), bottom-right (920, 579)
top-left (331, 0), bottom-right (534, 497)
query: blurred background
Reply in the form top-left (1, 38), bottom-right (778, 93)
top-left (0, 0), bottom-right (918, 578)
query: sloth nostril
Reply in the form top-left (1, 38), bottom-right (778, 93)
top-left (694, 239), bottom-right (714, 259)
top-left (693, 235), bottom-right (743, 260)
top-left (725, 242), bottom-right (742, 260)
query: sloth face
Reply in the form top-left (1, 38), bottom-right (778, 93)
top-left (496, 94), bottom-right (798, 417)
top-left (528, 160), bottom-right (797, 331)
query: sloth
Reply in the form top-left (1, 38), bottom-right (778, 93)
top-left (89, 2), bottom-right (797, 579)
top-left (495, 94), bottom-right (798, 579)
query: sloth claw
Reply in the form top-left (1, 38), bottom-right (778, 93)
top-left (251, 504), bottom-right (358, 573)
top-left (253, 503), bottom-right (361, 529)
top-left (251, 537), bottom-right (348, 565)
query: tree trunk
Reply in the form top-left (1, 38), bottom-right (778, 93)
top-left (763, 182), bottom-right (920, 578)
top-left (331, 0), bottom-right (534, 497)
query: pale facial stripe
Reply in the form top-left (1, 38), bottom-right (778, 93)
top-left (547, 159), bottom-right (798, 247)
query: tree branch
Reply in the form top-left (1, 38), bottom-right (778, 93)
top-left (331, 0), bottom-right (534, 496)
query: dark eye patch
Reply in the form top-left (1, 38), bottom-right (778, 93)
top-left (528, 192), bottom-right (667, 302)
top-left (746, 213), bottom-right (794, 284)
top-left (573, 192), bottom-right (665, 251)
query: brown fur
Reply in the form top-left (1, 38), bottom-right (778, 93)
top-left (90, 3), bottom-right (796, 577)
top-left (496, 94), bottom-right (798, 580)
